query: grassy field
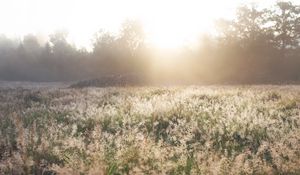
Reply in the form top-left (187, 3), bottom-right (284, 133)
top-left (0, 85), bottom-right (300, 174)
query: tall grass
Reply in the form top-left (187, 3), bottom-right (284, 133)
top-left (0, 86), bottom-right (299, 174)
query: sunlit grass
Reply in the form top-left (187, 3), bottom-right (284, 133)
top-left (0, 86), bottom-right (300, 174)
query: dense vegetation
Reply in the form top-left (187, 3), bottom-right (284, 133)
top-left (0, 85), bottom-right (299, 174)
top-left (0, 1), bottom-right (299, 84)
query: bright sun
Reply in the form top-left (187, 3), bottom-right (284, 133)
top-left (0, 0), bottom-right (275, 49)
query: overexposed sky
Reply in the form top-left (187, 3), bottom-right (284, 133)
top-left (0, 0), bottom-right (298, 48)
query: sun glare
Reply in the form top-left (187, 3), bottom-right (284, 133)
top-left (0, 0), bottom-right (281, 49)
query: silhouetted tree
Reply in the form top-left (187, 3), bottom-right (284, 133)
top-left (92, 30), bottom-right (119, 75)
top-left (270, 1), bottom-right (300, 56)
top-left (119, 20), bottom-right (145, 55)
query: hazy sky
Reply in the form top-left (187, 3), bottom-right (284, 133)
top-left (0, 0), bottom-right (298, 49)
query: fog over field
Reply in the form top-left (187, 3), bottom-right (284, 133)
top-left (1, 0), bottom-right (300, 175)
top-left (0, 1), bottom-right (299, 84)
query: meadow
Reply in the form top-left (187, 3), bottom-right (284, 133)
top-left (0, 85), bottom-right (300, 174)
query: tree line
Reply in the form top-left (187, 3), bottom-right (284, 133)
top-left (0, 1), bottom-right (299, 84)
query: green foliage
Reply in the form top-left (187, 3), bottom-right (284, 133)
top-left (76, 118), bottom-right (97, 136)
top-left (0, 117), bottom-right (17, 151)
